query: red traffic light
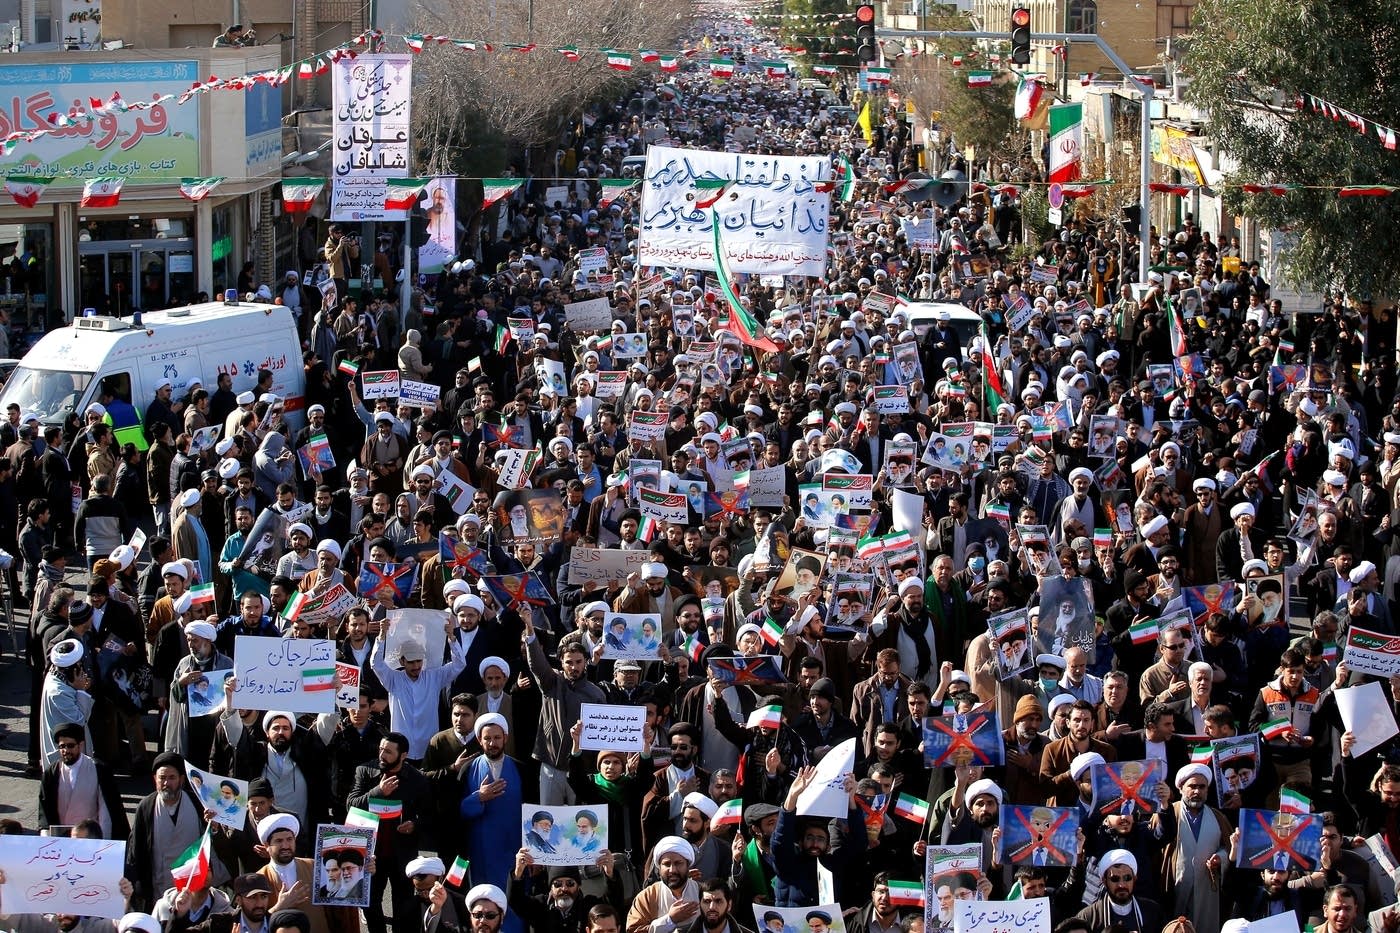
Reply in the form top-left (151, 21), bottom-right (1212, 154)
top-left (855, 4), bottom-right (876, 23)
top-left (1011, 7), bottom-right (1030, 26)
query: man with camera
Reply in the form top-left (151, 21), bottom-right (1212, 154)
top-left (325, 225), bottom-right (356, 312)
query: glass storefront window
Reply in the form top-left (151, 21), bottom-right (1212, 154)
top-left (76, 217), bottom-right (190, 241)
top-left (0, 223), bottom-right (54, 352)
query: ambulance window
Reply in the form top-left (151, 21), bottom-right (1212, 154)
top-left (100, 373), bottom-right (132, 403)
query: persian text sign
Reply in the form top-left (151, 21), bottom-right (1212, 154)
top-left (232, 636), bottom-right (337, 713)
top-left (638, 145), bottom-right (831, 276)
top-left (0, 836), bottom-right (128, 918)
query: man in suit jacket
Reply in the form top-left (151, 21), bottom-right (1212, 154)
top-left (849, 649), bottom-right (911, 758)
top-left (929, 493), bottom-right (971, 571)
top-left (347, 731), bottom-right (435, 933)
top-left (1110, 701), bottom-right (1189, 781)
top-left (1039, 700), bottom-right (1117, 805)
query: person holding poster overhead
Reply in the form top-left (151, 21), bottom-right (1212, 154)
top-left (217, 690), bottom-right (338, 837)
top-left (770, 765), bottom-right (866, 908)
top-left (371, 616), bottom-right (467, 760)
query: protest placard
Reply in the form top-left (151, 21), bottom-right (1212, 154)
top-left (872, 385), bottom-right (910, 414)
top-left (953, 898), bottom-right (1050, 933)
top-left (638, 487), bottom-right (689, 524)
top-left (628, 410), bottom-right (669, 442)
top-left (360, 370), bottom-right (400, 399)
top-left (999, 806), bottom-right (1080, 866)
top-left (747, 466), bottom-right (786, 507)
top-left (753, 905), bottom-right (848, 933)
top-left (1091, 759), bottom-right (1164, 816)
top-left (1235, 809), bottom-right (1321, 871)
top-left (335, 662), bottom-right (361, 710)
top-left (294, 584), bottom-right (360, 629)
top-left (566, 547), bottom-right (651, 584)
top-left (313, 825), bottom-right (374, 908)
top-left (231, 636), bottom-right (337, 713)
top-left (521, 805), bottom-right (610, 867)
top-left (1343, 625), bottom-right (1400, 678)
top-left (579, 702), bottom-right (648, 752)
top-left (1335, 681), bottom-right (1400, 757)
top-left (565, 297), bottom-right (613, 331)
top-left (925, 844), bottom-right (983, 929)
top-left (383, 609), bottom-right (448, 670)
top-left (189, 424), bottom-right (221, 455)
top-left (0, 835), bottom-right (129, 918)
top-left (186, 764), bottom-right (248, 831)
top-left (398, 379), bottom-right (440, 407)
top-left (794, 738), bottom-right (857, 818)
top-left (923, 710), bottom-right (1005, 767)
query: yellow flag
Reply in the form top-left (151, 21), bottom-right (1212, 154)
top-left (857, 100), bottom-right (873, 143)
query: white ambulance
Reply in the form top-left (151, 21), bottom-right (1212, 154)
top-left (0, 300), bottom-right (307, 435)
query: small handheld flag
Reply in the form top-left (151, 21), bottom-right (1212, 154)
top-left (1260, 718), bottom-right (1294, 741)
top-left (887, 880), bottom-right (925, 907)
top-left (746, 704), bottom-right (783, 730)
top-left (710, 798), bottom-right (743, 831)
top-left (892, 792), bottom-right (930, 823)
top-left (445, 856), bottom-right (471, 886)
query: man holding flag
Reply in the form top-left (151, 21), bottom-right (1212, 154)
top-left (125, 751), bottom-right (217, 912)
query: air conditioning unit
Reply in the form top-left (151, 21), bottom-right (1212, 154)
top-left (75, 316), bottom-right (130, 332)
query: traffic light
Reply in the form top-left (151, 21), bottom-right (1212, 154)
top-left (856, 3), bottom-right (876, 63)
top-left (1010, 7), bottom-right (1031, 65)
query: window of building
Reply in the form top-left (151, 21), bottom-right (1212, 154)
top-left (1068, 0), bottom-right (1098, 33)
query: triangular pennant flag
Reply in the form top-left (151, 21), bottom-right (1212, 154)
top-left (179, 176), bottom-right (226, 202)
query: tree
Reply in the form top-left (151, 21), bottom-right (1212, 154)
top-left (1181, 0), bottom-right (1400, 297)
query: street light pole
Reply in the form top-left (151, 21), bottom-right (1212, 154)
top-left (880, 27), bottom-right (1154, 283)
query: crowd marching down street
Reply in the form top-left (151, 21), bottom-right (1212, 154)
top-left (7, 9), bottom-right (1400, 933)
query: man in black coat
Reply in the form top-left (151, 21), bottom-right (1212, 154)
top-left (125, 751), bottom-right (211, 912)
top-left (38, 721), bottom-right (130, 839)
top-left (507, 858), bottom-right (624, 933)
top-left (347, 731), bottom-right (434, 933)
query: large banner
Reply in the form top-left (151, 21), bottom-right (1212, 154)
top-left (418, 176), bottom-right (457, 273)
top-left (0, 60), bottom-right (201, 183)
top-left (331, 53), bottom-right (412, 221)
top-left (637, 145), bottom-right (831, 276)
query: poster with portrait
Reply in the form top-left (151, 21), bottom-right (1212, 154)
top-left (628, 459), bottom-right (662, 505)
top-left (521, 804), bottom-right (610, 867)
top-left (964, 517), bottom-right (1010, 567)
top-left (1235, 809), bottom-right (1321, 871)
top-left (923, 710), bottom-right (1004, 768)
top-left (601, 613), bottom-right (664, 661)
top-left (383, 609), bottom-right (449, 671)
top-left (925, 844), bottom-right (984, 933)
top-left (418, 176), bottom-right (457, 274)
top-left (998, 805), bottom-right (1081, 866)
top-left (883, 439), bottom-right (919, 486)
top-left (988, 608), bottom-right (1032, 679)
top-left (187, 668), bottom-right (233, 718)
top-left (774, 547), bottom-right (826, 600)
top-left (1034, 574), bottom-right (1095, 660)
top-left (236, 507), bottom-right (287, 577)
top-left (492, 488), bottom-right (566, 543)
top-left (1090, 759), bottom-right (1165, 816)
top-left (1212, 733), bottom-right (1261, 795)
top-left (313, 825), bottom-right (374, 908)
top-left (828, 573), bottom-right (873, 633)
top-left (1183, 582), bottom-right (1237, 627)
top-left (184, 764), bottom-right (248, 830)
top-left (753, 904), bottom-right (848, 933)
top-left (893, 341), bottom-right (923, 385)
top-left (535, 358), bottom-right (569, 398)
top-left (1147, 363), bottom-right (1176, 398)
top-left (691, 566), bottom-right (742, 600)
top-left (1244, 574), bottom-right (1287, 630)
top-left (722, 436), bottom-right (757, 474)
top-left (1088, 415), bottom-right (1120, 460)
top-left (825, 529), bottom-right (859, 576)
top-left (611, 333), bottom-right (650, 359)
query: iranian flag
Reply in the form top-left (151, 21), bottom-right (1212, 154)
top-left (281, 178), bottom-right (326, 213)
top-left (282, 589), bottom-right (310, 621)
top-left (1279, 788), bottom-right (1311, 814)
top-left (1128, 618), bottom-right (1160, 644)
top-left (5, 175), bottom-right (55, 208)
top-left (637, 514), bottom-right (658, 543)
top-left (446, 856), bottom-right (471, 886)
top-left (764, 61), bottom-right (789, 78)
top-left (709, 207), bottom-right (780, 354)
top-left (368, 797), bottom-right (403, 819)
top-left (337, 359), bottom-right (360, 377)
top-left (481, 179), bottom-right (521, 208)
top-left (759, 615), bottom-right (784, 647)
top-left (882, 530), bottom-right (913, 551)
top-left (966, 70), bottom-right (994, 87)
top-left (1014, 76), bottom-right (1046, 120)
top-left (865, 67), bottom-right (892, 86)
top-left (303, 667), bottom-right (336, 691)
top-left (813, 65), bottom-right (837, 77)
top-left (639, 50), bottom-right (661, 63)
top-left (835, 153), bottom-right (856, 202)
top-left (888, 880), bottom-right (925, 907)
top-left (1242, 183), bottom-right (1295, 196)
top-left (384, 178), bottom-right (430, 210)
top-left (681, 631), bottom-right (705, 663)
top-left (1047, 102), bottom-right (1084, 184)
top-left (171, 830), bottom-right (213, 891)
top-left (598, 179), bottom-right (638, 208)
top-left (892, 793), bottom-right (930, 823)
top-left (556, 45), bottom-right (579, 60)
top-left (1150, 182), bottom-right (1194, 196)
top-left (346, 807), bottom-right (381, 835)
top-left (1165, 296), bottom-right (1188, 358)
top-left (709, 58), bottom-right (736, 78)
top-left (81, 177), bottom-right (124, 208)
top-left (981, 323), bottom-right (1007, 414)
top-left (188, 582), bottom-right (215, 606)
top-left (179, 176), bottom-right (225, 201)
top-left (659, 56), bottom-right (679, 72)
top-left (493, 325), bottom-right (511, 353)
top-left (856, 536), bottom-right (883, 561)
top-left (746, 704), bottom-right (783, 730)
top-left (1339, 185), bottom-right (1398, 197)
top-left (607, 52), bottom-right (634, 71)
top-left (710, 798), bottom-right (743, 831)
top-left (884, 178), bottom-right (935, 195)
top-left (1189, 746), bottom-right (1213, 765)
top-left (1260, 718), bottom-right (1294, 741)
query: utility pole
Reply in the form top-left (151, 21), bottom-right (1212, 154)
top-left (879, 27), bottom-right (1154, 283)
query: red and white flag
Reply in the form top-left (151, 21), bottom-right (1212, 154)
top-left (81, 177), bottom-right (124, 208)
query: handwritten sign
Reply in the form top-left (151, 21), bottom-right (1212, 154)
top-left (579, 702), bottom-right (647, 752)
top-left (637, 145), bottom-right (832, 276)
top-left (0, 835), bottom-right (129, 919)
top-left (566, 547), bottom-right (651, 585)
top-left (231, 636), bottom-right (338, 714)
top-left (520, 804), bottom-right (610, 867)
top-left (637, 487), bottom-right (689, 524)
top-left (1343, 625), bottom-right (1400, 678)
top-left (747, 466), bottom-right (786, 508)
top-left (953, 897), bottom-right (1050, 933)
top-left (565, 297), bottom-right (613, 331)
top-left (796, 737), bottom-right (857, 819)
top-left (360, 370), bottom-right (401, 399)
top-left (398, 379), bottom-right (440, 407)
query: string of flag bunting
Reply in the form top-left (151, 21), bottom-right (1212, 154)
top-left (1298, 92), bottom-right (1399, 152)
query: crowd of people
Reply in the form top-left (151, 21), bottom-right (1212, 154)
top-left (10, 23), bottom-right (1400, 933)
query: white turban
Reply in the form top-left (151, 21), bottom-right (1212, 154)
top-left (1099, 848), bottom-right (1138, 877)
top-left (1070, 752), bottom-right (1105, 780)
top-left (172, 591), bottom-right (193, 615)
top-left (117, 913), bottom-right (163, 933)
top-left (1139, 515), bottom-right (1169, 538)
top-left (1192, 478), bottom-right (1216, 492)
top-left (453, 594), bottom-right (485, 614)
top-left (652, 835), bottom-right (696, 867)
top-left (406, 856), bottom-right (446, 878)
top-left (1323, 469), bottom-right (1348, 488)
top-left (49, 638), bottom-right (84, 668)
top-left (475, 712), bottom-right (509, 737)
top-left (1350, 560), bottom-right (1377, 584)
top-left (443, 579), bottom-right (472, 601)
top-left (682, 792), bottom-right (719, 818)
top-left (161, 561), bottom-right (189, 579)
top-left (965, 779), bottom-right (1003, 804)
top-left (479, 656), bottom-right (510, 679)
top-left (1175, 763), bottom-right (1213, 788)
top-left (185, 621), bottom-right (217, 642)
top-left (1230, 502), bottom-right (1255, 520)
top-left (1068, 467), bottom-right (1094, 485)
top-left (287, 522), bottom-right (313, 540)
top-left (262, 710), bottom-right (295, 733)
top-left (465, 884), bottom-right (507, 910)
top-left (582, 600), bottom-right (609, 617)
top-left (178, 488), bottom-right (202, 509)
top-left (317, 540), bottom-right (343, 561)
top-left (256, 812), bottom-right (300, 844)
top-left (1241, 559), bottom-right (1269, 578)
top-left (109, 544), bottom-right (136, 569)
top-left (1159, 442), bottom-right (1181, 458)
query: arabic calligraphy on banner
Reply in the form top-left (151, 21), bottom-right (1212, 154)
top-left (0, 836), bottom-right (129, 919)
top-left (0, 61), bottom-right (200, 183)
top-left (332, 53), bottom-right (411, 220)
top-left (638, 145), bottom-right (832, 276)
